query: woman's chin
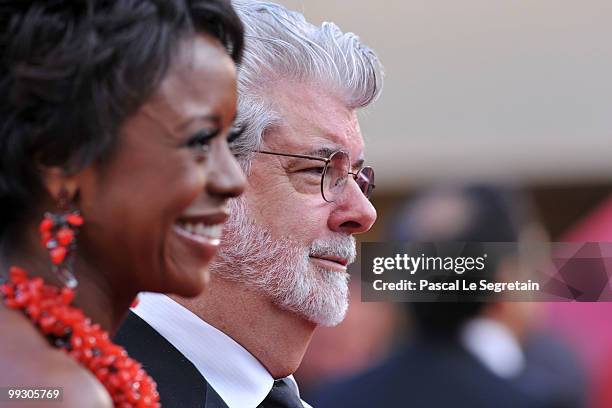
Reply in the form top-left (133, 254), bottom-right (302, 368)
top-left (162, 227), bottom-right (218, 297)
top-left (162, 262), bottom-right (211, 298)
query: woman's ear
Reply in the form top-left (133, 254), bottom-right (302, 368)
top-left (40, 166), bottom-right (80, 203)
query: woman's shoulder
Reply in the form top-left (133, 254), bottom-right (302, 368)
top-left (0, 305), bottom-right (113, 408)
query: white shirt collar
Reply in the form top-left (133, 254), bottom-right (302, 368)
top-left (132, 292), bottom-right (311, 408)
top-left (460, 317), bottom-right (525, 379)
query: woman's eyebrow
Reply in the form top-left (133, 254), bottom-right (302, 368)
top-left (175, 114), bottom-right (220, 133)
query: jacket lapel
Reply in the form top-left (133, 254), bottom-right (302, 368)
top-left (205, 382), bottom-right (229, 408)
top-left (114, 311), bottom-right (229, 408)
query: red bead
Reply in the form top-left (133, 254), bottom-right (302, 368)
top-left (86, 336), bottom-right (97, 347)
top-left (50, 247), bottom-right (67, 265)
top-left (5, 298), bottom-right (19, 308)
top-left (56, 227), bottom-right (74, 246)
top-left (127, 389), bottom-right (140, 403)
top-left (82, 348), bottom-right (94, 360)
top-left (101, 355), bottom-right (117, 366)
top-left (15, 291), bottom-right (30, 306)
top-left (71, 336), bottom-right (83, 349)
top-left (9, 267), bottom-right (27, 283)
top-left (66, 213), bottom-right (84, 227)
top-left (40, 315), bottom-right (57, 334)
top-left (26, 304), bottom-right (41, 319)
top-left (120, 370), bottom-right (131, 383)
top-left (53, 325), bottom-right (67, 337)
top-left (30, 277), bottom-right (43, 290)
top-left (108, 374), bottom-right (121, 390)
top-left (96, 367), bottom-right (110, 382)
top-left (140, 396), bottom-right (153, 407)
top-left (41, 231), bottom-right (53, 246)
top-left (60, 287), bottom-right (75, 305)
top-left (0, 284), bottom-right (14, 297)
top-left (39, 217), bottom-right (54, 233)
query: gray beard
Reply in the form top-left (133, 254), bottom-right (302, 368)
top-left (209, 197), bottom-right (356, 327)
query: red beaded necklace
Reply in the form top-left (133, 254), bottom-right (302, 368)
top-left (1, 208), bottom-right (161, 407)
top-left (1, 267), bottom-right (160, 407)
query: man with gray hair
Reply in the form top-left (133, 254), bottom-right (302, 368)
top-left (116, 1), bottom-right (382, 407)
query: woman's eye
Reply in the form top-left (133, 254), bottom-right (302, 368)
top-left (227, 126), bottom-right (245, 144)
top-left (186, 129), bottom-right (219, 152)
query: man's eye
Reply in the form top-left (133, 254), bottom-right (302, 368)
top-left (301, 167), bottom-right (325, 175)
top-left (186, 129), bottom-right (219, 152)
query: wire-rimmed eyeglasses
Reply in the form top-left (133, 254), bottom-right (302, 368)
top-left (255, 150), bottom-right (375, 203)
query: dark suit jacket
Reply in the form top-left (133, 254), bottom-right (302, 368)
top-left (312, 337), bottom-right (565, 408)
top-left (114, 311), bottom-right (228, 408)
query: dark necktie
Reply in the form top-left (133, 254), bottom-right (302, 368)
top-left (260, 379), bottom-right (304, 408)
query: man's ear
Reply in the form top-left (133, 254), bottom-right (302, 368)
top-left (40, 166), bottom-right (80, 203)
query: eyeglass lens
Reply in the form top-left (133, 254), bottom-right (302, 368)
top-left (322, 151), bottom-right (374, 202)
top-left (356, 167), bottom-right (375, 198)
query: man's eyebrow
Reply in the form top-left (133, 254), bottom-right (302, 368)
top-left (303, 147), bottom-right (365, 169)
top-left (353, 158), bottom-right (365, 170)
top-left (303, 147), bottom-right (338, 158)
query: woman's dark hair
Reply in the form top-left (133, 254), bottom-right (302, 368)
top-left (0, 0), bottom-right (244, 233)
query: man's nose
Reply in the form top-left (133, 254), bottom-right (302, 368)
top-left (327, 177), bottom-right (377, 235)
top-left (206, 142), bottom-right (246, 199)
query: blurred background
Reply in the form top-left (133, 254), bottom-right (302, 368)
top-left (273, 0), bottom-right (612, 407)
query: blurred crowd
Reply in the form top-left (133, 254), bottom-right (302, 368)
top-left (296, 184), bottom-right (612, 408)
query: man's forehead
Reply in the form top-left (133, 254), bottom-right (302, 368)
top-left (264, 115), bottom-right (365, 161)
top-left (265, 132), bottom-right (366, 165)
top-left (264, 79), bottom-right (366, 156)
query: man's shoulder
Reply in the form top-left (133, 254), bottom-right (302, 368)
top-left (115, 310), bottom-right (200, 370)
top-left (114, 310), bottom-right (205, 379)
top-left (114, 310), bottom-right (160, 347)
top-left (115, 311), bottom-right (228, 408)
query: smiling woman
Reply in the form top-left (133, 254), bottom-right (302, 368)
top-left (0, 0), bottom-right (245, 407)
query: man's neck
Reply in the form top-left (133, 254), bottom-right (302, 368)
top-left (172, 276), bottom-right (316, 378)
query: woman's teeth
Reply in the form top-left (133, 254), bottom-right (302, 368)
top-left (177, 222), bottom-right (223, 239)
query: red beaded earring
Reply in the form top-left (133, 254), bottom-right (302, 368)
top-left (39, 188), bottom-right (83, 288)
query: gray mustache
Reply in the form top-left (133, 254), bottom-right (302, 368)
top-left (309, 235), bottom-right (357, 265)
